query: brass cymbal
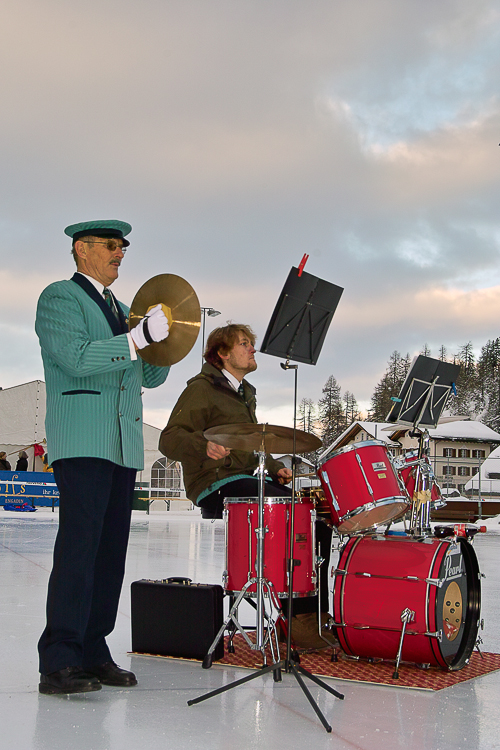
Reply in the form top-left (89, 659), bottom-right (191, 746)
top-left (128, 274), bottom-right (201, 366)
top-left (204, 423), bottom-right (322, 454)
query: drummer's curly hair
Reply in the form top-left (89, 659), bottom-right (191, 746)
top-left (205, 324), bottom-right (256, 370)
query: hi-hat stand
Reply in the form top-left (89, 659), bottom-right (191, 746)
top-left (188, 262), bottom-right (345, 732)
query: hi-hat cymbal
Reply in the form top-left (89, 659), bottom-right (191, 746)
top-left (128, 274), bottom-right (201, 366)
top-left (204, 423), bottom-right (322, 454)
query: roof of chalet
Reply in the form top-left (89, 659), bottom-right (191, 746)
top-left (390, 420), bottom-right (500, 444)
top-left (465, 444), bottom-right (500, 490)
top-left (319, 421), bottom-right (399, 461)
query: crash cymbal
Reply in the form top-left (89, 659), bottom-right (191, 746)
top-left (204, 423), bottom-right (322, 454)
top-left (128, 274), bottom-right (201, 366)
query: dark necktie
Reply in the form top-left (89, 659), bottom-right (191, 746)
top-left (237, 383), bottom-right (245, 398)
top-left (103, 288), bottom-right (119, 320)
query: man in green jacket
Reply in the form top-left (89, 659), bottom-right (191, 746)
top-left (36, 219), bottom-right (170, 695)
top-left (159, 324), bottom-right (337, 650)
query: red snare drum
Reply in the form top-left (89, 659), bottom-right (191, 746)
top-left (396, 452), bottom-right (444, 509)
top-left (317, 441), bottom-right (410, 534)
top-left (333, 533), bottom-right (481, 670)
top-left (224, 497), bottom-right (316, 598)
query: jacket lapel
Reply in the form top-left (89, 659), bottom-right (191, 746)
top-left (70, 273), bottom-right (127, 336)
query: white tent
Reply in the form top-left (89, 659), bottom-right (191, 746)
top-left (0, 380), bottom-right (165, 481)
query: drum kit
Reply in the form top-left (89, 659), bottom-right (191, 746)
top-left (198, 424), bottom-right (483, 680)
top-left (316, 437), bottom-right (483, 677)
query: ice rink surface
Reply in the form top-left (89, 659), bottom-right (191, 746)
top-left (1, 508), bottom-right (499, 750)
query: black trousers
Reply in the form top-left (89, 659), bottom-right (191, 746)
top-left (38, 457), bottom-right (136, 675)
top-left (198, 477), bottom-right (332, 615)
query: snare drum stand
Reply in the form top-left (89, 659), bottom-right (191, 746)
top-left (200, 444), bottom-right (284, 670)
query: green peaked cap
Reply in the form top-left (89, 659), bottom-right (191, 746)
top-left (64, 219), bottom-right (132, 247)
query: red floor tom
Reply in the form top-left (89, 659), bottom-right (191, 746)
top-left (223, 497), bottom-right (316, 598)
top-left (317, 441), bottom-right (410, 533)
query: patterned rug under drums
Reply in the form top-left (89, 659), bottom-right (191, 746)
top-left (132, 636), bottom-right (500, 692)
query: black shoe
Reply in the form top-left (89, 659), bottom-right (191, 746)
top-left (86, 661), bottom-right (137, 687)
top-left (39, 666), bottom-right (102, 695)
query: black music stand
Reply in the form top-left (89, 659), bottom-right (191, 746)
top-left (385, 355), bottom-right (460, 430)
top-left (188, 266), bottom-right (344, 732)
top-left (260, 266), bottom-right (343, 365)
top-left (385, 355), bottom-right (461, 539)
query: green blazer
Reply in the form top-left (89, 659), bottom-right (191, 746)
top-left (35, 274), bottom-right (169, 470)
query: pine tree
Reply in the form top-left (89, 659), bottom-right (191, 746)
top-left (368, 351), bottom-right (411, 422)
top-left (448, 342), bottom-right (477, 417)
top-left (343, 391), bottom-right (360, 424)
top-left (476, 338), bottom-right (500, 427)
top-left (317, 375), bottom-right (345, 450)
top-left (297, 398), bottom-right (315, 433)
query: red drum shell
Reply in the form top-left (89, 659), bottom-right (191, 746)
top-left (397, 454), bottom-right (443, 507)
top-left (318, 441), bottom-right (410, 533)
top-left (333, 534), bottom-right (481, 670)
top-left (224, 497), bottom-right (316, 598)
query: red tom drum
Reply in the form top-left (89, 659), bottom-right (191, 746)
top-left (333, 533), bottom-right (481, 670)
top-left (395, 451), bottom-right (445, 509)
top-left (317, 441), bottom-right (410, 534)
top-left (223, 497), bottom-right (316, 598)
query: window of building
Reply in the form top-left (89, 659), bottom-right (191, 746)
top-left (457, 484), bottom-right (466, 493)
top-left (458, 466), bottom-right (470, 477)
top-left (443, 448), bottom-right (456, 458)
top-left (458, 449), bottom-right (470, 458)
top-left (442, 465), bottom-right (456, 476)
top-left (150, 457), bottom-right (182, 498)
top-left (472, 450), bottom-right (486, 459)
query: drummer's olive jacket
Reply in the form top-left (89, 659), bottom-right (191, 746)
top-left (159, 363), bottom-right (285, 503)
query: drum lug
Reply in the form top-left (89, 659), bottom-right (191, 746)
top-left (355, 452), bottom-right (374, 498)
top-left (480, 572), bottom-right (486, 579)
top-left (320, 470), bottom-right (340, 511)
top-left (222, 570), bottom-right (228, 586)
top-left (425, 630), bottom-right (443, 642)
top-left (425, 577), bottom-right (443, 587)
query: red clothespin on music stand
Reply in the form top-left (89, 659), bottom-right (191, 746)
top-left (297, 254), bottom-right (309, 277)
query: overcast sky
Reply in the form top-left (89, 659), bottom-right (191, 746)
top-left (1, 0), bottom-right (500, 430)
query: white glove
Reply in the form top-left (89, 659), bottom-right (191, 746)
top-left (130, 304), bottom-right (170, 349)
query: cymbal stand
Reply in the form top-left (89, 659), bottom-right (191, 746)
top-left (188, 365), bottom-right (345, 734)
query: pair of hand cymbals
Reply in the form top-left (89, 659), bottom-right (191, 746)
top-left (204, 423), bottom-right (322, 454)
top-left (128, 274), bottom-right (201, 366)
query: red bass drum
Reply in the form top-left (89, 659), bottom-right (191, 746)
top-left (333, 533), bottom-right (481, 670)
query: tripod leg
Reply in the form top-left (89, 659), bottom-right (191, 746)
top-left (288, 661), bottom-right (332, 733)
top-left (188, 661), bottom-right (282, 706)
top-left (294, 664), bottom-right (344, 700)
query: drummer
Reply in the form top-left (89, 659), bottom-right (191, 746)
top-left (159, 323), bottom-right (336, 650)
